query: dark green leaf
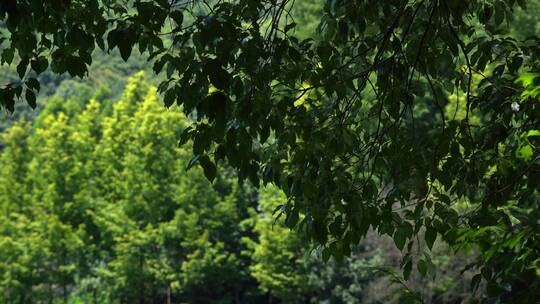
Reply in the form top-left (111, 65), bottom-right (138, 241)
top-left (394, 228), bottom-right (407, 250)
top-left (170, 10), bottom-right (183, 25)
top-left (284, 22), bottom-right (296, 33)
top-left (200, 155), bottom-right (217, 182)
top-left (25, 78), bottom-right (40, 91)
top-left (25, 89), bottom-right (36, 109)
top-left (403, 260), bottom-right (412, 280)
top-left (31, 56), bottom-right (48, 74)
top-left (205, 60), bottom-right (231, 90)
top-left (1, 47), bottom-right (15, 64)
top-left (164, 88), bottom-right (176, 107)
top-left (425, 226), bottom-right (437, 250)
top-left (17, 58), bottom-right (29, 78)
top-left (186, 154), bottom-right (201, 170)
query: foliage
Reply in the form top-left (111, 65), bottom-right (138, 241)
top-left (0, 74), bottom-right (254, 303)
top-left (244, 186), bottom-right (314, 302)
top-left (1, 0), bottom-right (540, 301)
top-left (0, 74), bottom-right (484, 303)
top-left (0, 48), bottom-right (155, 133)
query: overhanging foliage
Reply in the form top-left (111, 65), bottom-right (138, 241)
top-left (1, 1), bottom-right (540, 300)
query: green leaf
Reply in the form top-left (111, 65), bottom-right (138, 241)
top-left (153, 56), bottom-right (167, 74)
top-left (170, 10), bottom-right (183, 25)
top-left (205, 60), bottom-right (231, 90)
top-left (25, 78), bottom-right (40, 91)
top-left (285, 209), bottom-right (299, 228)
top-left (284, 22), bottom-right (296, 33)
top-left (164, 88), bottom-right (176, 107)
top-left (425, 226), bottom-right (437, 250)
top-left (186, 154), bottom-right (201, 170)
top-left (118, 36), bottom-right (134, 61)
top-left (1, 47), bottom-right (15, 65)
top-left (31, 56), bottom-right (48, 74)
top-left (403, 260), bottom-right (412, 280)
top-left (109, 28), bottom-right (137, 61)
top-left (394, 227), bottom-right (408, 250)
top-left (526, 130), bottom-right (540, 137)
top-left (66, 56), bottom-right (87, 78)
top-left (1, 87), bottom-right (15, 112)
top-left (25, 89), bottom-right (36, 109)
top-left (517, 144), bottom-right (534, 161)
top-left (17, 58), bottom-right (29, 78)
top-left (199, 155), bottom-right (217, 182)
top-left (509, 56), bottom-right (523, 73)
top-left (178, 127), bottom-right (193, 146)
top-left (516, 73), bottom-right (539, 87)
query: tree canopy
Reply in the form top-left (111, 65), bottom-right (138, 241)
top-left (1, 0), bottom-right (540, 301)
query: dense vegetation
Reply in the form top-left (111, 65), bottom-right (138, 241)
top-left (0, 73), bottom-right (478, 303)
top-left (0, 0), bottom-right (540, 302)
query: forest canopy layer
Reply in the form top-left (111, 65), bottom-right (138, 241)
top-left (1, 0), bottom-right (540, 302)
